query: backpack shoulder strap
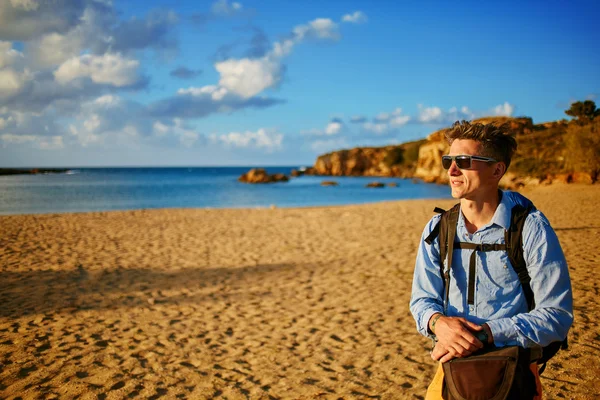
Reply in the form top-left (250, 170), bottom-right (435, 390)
top-left (424, 203), bottom-right (461, 309)
top-left (444, 204), bottom-right (461, 277)
top-left (424, 207), bottom-right (447, 245)
top-left (505, 203), bottom-right (535, 310)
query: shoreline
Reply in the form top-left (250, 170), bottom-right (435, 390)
top-left (1, 184), bottom-right (599, 399)
top-left (0, 195), bottom-right (448, 217)
top-left (0, 181), bottom-right (583, 217)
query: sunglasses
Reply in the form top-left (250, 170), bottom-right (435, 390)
top-left (442, 155), bottom-right (497, 170)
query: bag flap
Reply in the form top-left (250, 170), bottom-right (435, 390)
top-left (442, 346), bottom-right (519, 400)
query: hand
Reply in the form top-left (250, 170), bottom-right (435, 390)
top-left (432, 316), bottom-right (484, 361)
top-left (431, 340), bottom-right (450, 362)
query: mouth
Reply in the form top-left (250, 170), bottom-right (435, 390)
top-left (450, 180), bottom-right (463, 186)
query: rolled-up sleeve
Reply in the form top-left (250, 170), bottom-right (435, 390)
top-left (410, 215), bottom-right (446, 338)
top-left (486, 211), bottom-right (574, 347)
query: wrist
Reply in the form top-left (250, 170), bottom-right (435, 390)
top-left (429, 313), bottom-right (443, 335)
top-left (478, 323), bottom-right (493, 345)
top-left (474, 329), bottom-right (488, 345)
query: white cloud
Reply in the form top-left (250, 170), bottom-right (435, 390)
top-left (83, 114), bottom-right (101, 132)
top-left (362, 122), bottom-right (390, 135)
top-left (150, 85), bottom-right (283, 119)
top-left (1, 133), bottom-right (37, 144)
top-left (38, 135), bottom-right (64, 149)
top-left (293, 18), bottom-right (340, 41)
top-left (0, 0), bottom-right (88, 41)
top-left (416, 104), bottom-right (477, 124)
top-left (69, 123), bottom-right (102, 147)
top-left (9, 0), bottom-right (41, 12)
top-left (415, 103), bottom-right (513, 124)
top-left (0, 41), bottom-right (24, 68)
top-left (178, 85), bottom-right (229, 101)
top-left (94, 94), bottom-right (121, 107)
top-left (63, 95), bottom-right (152, 148)
top-left (1, 133), bottom-right (63, 149)
top-left (28, 31), bottom-right (86, 68)
top-left (363, 107), bottom-right (410, 134)
top-left (492, 102), bottom-right (514, 116)
top-left (374, 112), bottom-right (390, 122)
top-left (390, 115), bottom-right (410, 126)
top-left (213, 128), bottom-right (283, 151)
top-left (271, 39), bottom-right (295, 58)
top-left (342, 11), bottom-right (367, 24)
top-left (215, 57), bottom-right (281, 98)
top-left (417, 105), bottom-right (444, 123)
top-left (0, 68), bottom-right (30, 99)
top-left (152, 118), bottom-right (201, 147)
top-left (213, 15), bottom-right (345, 98)
top-left (179, 130), bottom-right (199, 147)
top-left (54, 53), bottom-right (141, 87)
top-left (0, 109), bottom-right (64, 139)
top-left (325, 121), bottom-right (343, 135)
top-left (302, 119), bottom-right (345, 136)
top-left (152, 121), bottom-right (170, 137)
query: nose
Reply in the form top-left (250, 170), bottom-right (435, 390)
top-left (448, 160), bottom-right (462, 176)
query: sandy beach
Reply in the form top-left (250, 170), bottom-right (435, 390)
top-left (1, 184), bottom-right (599, 399)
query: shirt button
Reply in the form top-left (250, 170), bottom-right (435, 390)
top-left (469, 305), bottom-right (474, 312)
top-left (503, 265), bottom-right (508, 269)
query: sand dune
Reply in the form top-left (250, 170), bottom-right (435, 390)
top-left (1, 184), bottom-right (599, 399)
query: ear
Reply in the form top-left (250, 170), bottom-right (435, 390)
top-left (492, 162), bottom-right (506, 179)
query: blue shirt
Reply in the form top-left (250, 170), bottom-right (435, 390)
top-left (409, 190), bottom-right (573, 348)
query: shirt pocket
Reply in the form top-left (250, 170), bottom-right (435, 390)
top-left (479, 252), bottom-right (520, 295)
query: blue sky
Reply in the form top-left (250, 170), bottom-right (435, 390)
top-left (0, 0), bottom-right (598, 167)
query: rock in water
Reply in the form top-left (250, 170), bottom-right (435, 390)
top-left (238, 168), bottom-right (289, 184)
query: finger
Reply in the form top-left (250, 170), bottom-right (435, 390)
top-left (440, 352), bottom-right (456, 363)
top-left (462, 320), bottom-right (483, 331)
top-left (458, 330), bottom-right (484, 349)
top-left (441, 346), bottom-right (458, 363)
top-left (452, 317), bottom-right (482, 332)
top-left (452, 338), bottom-right (480, 355)
top-left (431, 346), bottom-right (447, 361)
top-left (460, 330), bottom-right (483, 348)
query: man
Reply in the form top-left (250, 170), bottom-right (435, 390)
top-left (409, 121), bottom-right (573, 399)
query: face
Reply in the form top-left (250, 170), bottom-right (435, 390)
top-left (446, 139), bottom-right (503, 201)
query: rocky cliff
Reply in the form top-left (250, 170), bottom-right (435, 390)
top-left (309, 116), bottom-right (592, 187)
top-left (307, 140), bottom-right (424, 178)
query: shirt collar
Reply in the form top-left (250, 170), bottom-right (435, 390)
top-left (490, 190), bottom-right (512, 230)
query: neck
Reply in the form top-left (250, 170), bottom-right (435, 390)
top-left (460, 190), bottom-right (501, 234)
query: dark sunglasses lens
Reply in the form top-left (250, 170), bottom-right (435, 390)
top-left (442, 156), bottom-right (452, 169)
top-left (455, 156), bottom-right (472, 169)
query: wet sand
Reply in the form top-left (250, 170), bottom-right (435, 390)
top-left (1, 184), bottom-right (599, 399)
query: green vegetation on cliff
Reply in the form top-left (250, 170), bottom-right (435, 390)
top-left (382, 139), bottom-right (425, 168)
top-left (511, 101), bottom-right (599, 182)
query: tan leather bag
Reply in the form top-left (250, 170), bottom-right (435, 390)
top-left (442, 346), bottom-right (537, 400)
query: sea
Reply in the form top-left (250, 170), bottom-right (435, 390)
top-left (0, 167), bottom-right (452, 215)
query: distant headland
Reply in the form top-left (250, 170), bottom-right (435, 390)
top-left (0, 168), bottom-right (69, 176)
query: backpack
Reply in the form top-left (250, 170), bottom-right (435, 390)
top-left (424, 201), bottom-right (568, 374)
